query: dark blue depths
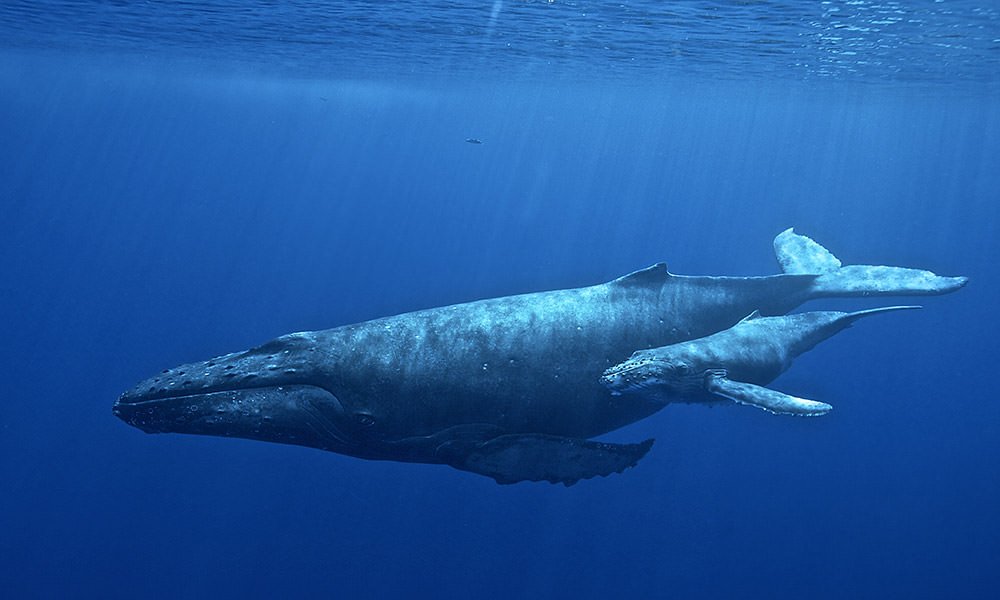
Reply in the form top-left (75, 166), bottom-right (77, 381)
top-left (2, 26), bottom-right (1000, 600)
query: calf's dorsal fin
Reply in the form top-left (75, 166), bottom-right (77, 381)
top-left (737, 310), bottom-right (764, 324)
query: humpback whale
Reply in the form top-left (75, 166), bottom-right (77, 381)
top-left (114, 230), bottom-right (966, 485)
top-left (602, 306), bottom-right (920, 416)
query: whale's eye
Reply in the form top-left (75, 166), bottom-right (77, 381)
top-left (353, 411), bottom-right (376, 427)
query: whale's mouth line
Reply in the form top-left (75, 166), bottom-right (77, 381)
top-left (116, 373), bottom-right (325, 406)
top-left (116, 383), bottom-right (320, 407)
top-left (113, 383), bottom-right (355, 450)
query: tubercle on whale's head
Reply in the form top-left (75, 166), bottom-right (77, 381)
top-left (117, 332), bottom-right (325, 404)
top-left (113, 332), bottom-right (375, 453)
top-left (601, 349), bottom-right (699, 396)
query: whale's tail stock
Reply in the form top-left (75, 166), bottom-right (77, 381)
top-left (773, 228), bottom-right (968, 297)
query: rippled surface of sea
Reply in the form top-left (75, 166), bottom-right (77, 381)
top-left (2, 0), bottom-right (998, 87)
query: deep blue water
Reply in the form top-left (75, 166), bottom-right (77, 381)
top-left (1, 2), bottom-right (999, 598)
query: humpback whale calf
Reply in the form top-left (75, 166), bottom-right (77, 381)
top-left (602, 306), bottom-right (920, 417)
top-left (114, 230), bottom-right (966, 485)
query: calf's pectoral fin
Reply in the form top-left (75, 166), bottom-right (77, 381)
top-left (442, 434), bottom-right (654, 486)
top-left (706, 375), bottom-right (832, 417)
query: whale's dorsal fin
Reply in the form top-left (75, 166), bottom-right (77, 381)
top-left (610, 263), bottom-right (670, 287)
top-left (706, 374), bottom-right (832, 417)
top-left (737, 310), bottom-right (763, 324)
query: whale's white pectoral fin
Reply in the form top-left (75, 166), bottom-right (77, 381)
top-left (446, 433), bottom-right (654, 486)
top-left (706, 376), bottom-right (833, 417)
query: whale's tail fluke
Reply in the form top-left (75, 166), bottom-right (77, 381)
top-left (773, 228), bottom-right (967, 297)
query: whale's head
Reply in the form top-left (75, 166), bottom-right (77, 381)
top-left (602, 346), bottom-right (712, 399)
top-left (113, 332), bottom-right (376, 456)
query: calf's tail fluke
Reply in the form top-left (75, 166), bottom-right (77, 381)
top-left (773, 228), bottom-right (968, 297)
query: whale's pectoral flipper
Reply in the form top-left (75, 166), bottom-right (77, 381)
top-left (774, 228), bottom-right (968, 295)
top-left (443, 434), bottom-right (654, 486)
top-left (706, 373), bottom-right (833, 417)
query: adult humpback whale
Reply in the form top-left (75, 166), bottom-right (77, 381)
top-left (602, 306), bottom-right (920, 416)
top-left (114, 230), bottom-right (966, 485)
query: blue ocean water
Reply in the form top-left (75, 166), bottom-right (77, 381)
top-left (1, 1), bottom-right (998, 598)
